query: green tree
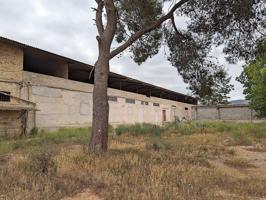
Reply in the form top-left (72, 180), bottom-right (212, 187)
top-left (237, 39), bottom-right (266, 118)
top-left (186, 65), bottom-right (234, 105)
top-left (89, 0), bottom-right (265, 152)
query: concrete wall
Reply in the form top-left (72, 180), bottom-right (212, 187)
top-left (23, 71), bottom-right (193, 130)
top-left (192, 105), bottom-right (262, 122)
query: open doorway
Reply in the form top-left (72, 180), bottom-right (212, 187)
top-left (162, 110), bottom-right (166, 122)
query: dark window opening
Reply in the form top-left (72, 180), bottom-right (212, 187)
top-left (23, 51), bottom-right (69, 79)
top-left (153, 103), bottom-right (160, 107)
top-left (108, 96), bottom-right (118, 102)
top-left (141, 101), bottom-right (149, 106)
top-left (126, 98), bottom-right (135, 104)
top-left (0, 91), bottom-right (11, 102)
top-left (185, 107), bottom-right (189, 110)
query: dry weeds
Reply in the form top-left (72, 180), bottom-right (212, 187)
top-left (0, 123), bottom-right (266, 200)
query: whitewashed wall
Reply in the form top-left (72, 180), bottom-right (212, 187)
top-left (24, 71), bottom-right (193, 130)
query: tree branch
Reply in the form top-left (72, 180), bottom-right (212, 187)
top-left (95, 0), bottom-right (104, 37)
top-left (109, 0), bottom-right (189, 59)
top-left (171, 14), bottom-right (187, 40)
top-left (103, 0), bottom-right (118, 48)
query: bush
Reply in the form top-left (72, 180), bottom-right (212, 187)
top-left (30, 127), bottom-right (39, 136)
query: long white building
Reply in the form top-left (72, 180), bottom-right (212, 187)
top-left (0, 37), bottom-right (196, 136)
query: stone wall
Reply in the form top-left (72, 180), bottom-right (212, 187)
top-left (0, 41), bottom-right (24, 105)
top-left (0, 111), bottom-right (22, 137)
top-left (192, 105), bottom-right (262, 122)
top-left (0, 41), bottom-right (23, 82)
top-left (0, 41), bottom-right (26, 136)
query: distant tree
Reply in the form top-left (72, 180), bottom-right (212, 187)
top-left (89, 0), bottom-right (265, 152)
top-left (237, 39), bottom-right (266, 118)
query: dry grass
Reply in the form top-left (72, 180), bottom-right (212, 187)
top-left (224, 158), bottom-right (256, 169)
top-left (0, 122), bottom-right (266, 200)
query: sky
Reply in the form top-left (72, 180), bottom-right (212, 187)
top-left (0, 0), bottom-right (246, 100)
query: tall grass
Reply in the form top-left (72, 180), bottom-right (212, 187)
top-left (115, 121), bottom-right (266, 146)
top-left (115, 123), bottom-right (162, 137)
top-left (201, 121), bottom-right (266, 145)
top-left (168, 121), bottom-right (266, 143)
top-left (2, 122), bottom-right (264, 157)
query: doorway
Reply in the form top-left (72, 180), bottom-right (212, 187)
top-left (162, 110), bottom-right (166, 122)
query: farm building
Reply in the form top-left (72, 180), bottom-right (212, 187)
top-left (0, 37), bottom-right (196, 136)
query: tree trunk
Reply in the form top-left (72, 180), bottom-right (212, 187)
top-left (89, 54), bottom-right (110, 152)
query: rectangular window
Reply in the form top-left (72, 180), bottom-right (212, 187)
top-left (125, 98), bottom-right (135, 104)
top-left (0, 91), bottom-right (11, 102)
top-left (108, 96), bottom-right (118, 102)
top-left (185, 107), bottom-right (189, 110)
top-left (153, 103), bottom-right (160, 107)
top-left (141, 101), bottom-right (149, 106)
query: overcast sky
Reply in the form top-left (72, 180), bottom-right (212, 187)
top-left (0, 0), bottom-right (246, 100)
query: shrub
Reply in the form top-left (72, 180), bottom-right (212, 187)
top-left (30, 127), bottom-right (39, 136)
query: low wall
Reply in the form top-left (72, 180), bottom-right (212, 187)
top-left (192, 104), bottom-right (263, 122)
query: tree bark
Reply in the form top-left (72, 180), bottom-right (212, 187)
top-left (89, 53), bottom-right (110, 152)
top-left (89, 0), bottom-right (117, 152)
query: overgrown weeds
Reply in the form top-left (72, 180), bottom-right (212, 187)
top-left (115, 123), bottom-right (162, 137)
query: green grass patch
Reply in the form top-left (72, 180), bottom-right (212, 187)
top-left (1, 122), bottom-right (266, 156)
top-left (115, 123), bottom-right (162, 137)
top-left (0, 128), bottom-right (90, 156)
